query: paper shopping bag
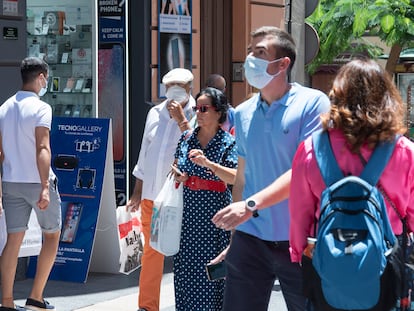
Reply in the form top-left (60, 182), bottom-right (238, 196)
top-left (117, 206), bottom-right (144, 275)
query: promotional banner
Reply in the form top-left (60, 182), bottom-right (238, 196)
top-left (98, 0), bottom-right (128, 206)
top-left (28, 117), bottom-right (119, 283)
top-left (158, 0), bottom-right (192, 97)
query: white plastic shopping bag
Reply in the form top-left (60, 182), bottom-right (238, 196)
top-left (150, 175), bottom-right (183, 256)
top-left (117, 205), bottom-right (144, 275)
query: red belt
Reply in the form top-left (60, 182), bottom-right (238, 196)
top-left (184, 176), bottom-right (227, 192)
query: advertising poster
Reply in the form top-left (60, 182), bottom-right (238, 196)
top-left (98, 0), bottom-right (127, 206)
top-left (158, 0), bottom-right (192, 97)
top-left (28, 117), bottom-right (113, 283)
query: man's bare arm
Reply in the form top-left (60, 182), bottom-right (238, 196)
top-left (126, 178), bottom-right (143, 211)
top-left (35, 126), bottom-right (51, 210)
top-left (212, 168), bottom-right (292, 231)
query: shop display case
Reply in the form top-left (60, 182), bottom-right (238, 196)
top-left (26, 2), bottom-right (95, 117)
top-left (24, 0), bottom-right (128, 206)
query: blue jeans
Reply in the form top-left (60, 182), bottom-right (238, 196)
top-left (222, 231), bottom-right (306, 311)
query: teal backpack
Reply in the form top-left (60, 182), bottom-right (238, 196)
top-left (303, 130), bottom-right (403, 311)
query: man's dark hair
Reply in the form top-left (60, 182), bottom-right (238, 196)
top-left (251, 26), bottom-right (297, 72)
top-left (21, 57), bottom-right (49, 84)
top-left (196, 87), bottom-right (228, 124)
top-left (205, 74), bottom-right (226, 92)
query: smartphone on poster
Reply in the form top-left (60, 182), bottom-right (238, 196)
top-left (206, 261), bottom-right (226, 281)
top-left (60, 203), bottom-right (83, 243)
top-left (170, 164), bottom-right (183, 176)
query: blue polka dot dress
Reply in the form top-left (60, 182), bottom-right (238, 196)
top-left (173, 127), bottom-right (238, 311)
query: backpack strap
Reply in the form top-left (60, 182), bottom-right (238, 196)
top-left (360, 137), bottom-right (398, 186)
top-left (312, 130), bottom-right (398, 187)
top-left (312, 129), bottom-right (344, 186)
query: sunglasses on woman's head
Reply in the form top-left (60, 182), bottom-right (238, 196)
top-left (192, 105), bottom-right (214, 113)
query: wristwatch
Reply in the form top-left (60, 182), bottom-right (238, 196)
top-left (245, 199), bottom-right (259, 218)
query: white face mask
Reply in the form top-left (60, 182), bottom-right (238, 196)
top-left (38, 76), bottom-right (48, 97)
top-left (165, 85), bottom-right (189, 103)
top-left (243, 55), bottom-right (283, 89)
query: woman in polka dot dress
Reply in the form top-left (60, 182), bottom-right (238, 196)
top-left (172, 87), bottom-right (237, 311)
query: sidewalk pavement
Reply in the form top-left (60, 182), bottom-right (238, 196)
top-left (12, 257), bottom-right (287, 311)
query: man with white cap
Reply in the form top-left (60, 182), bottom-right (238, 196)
top-left (127, 68), bottom-right (195, 311)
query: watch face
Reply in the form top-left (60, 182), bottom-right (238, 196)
top-left (246, 200), bottom-right (259, 217)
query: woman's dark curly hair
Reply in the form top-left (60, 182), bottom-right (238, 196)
top-left (321, 58), bottom-right (407, 153)
top-left (195, 87), bottom-right (228, 124)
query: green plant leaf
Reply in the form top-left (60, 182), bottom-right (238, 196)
top-left (380, 14), bottom-right (395, 33)
top-left (353, 8), bottom-right (369, 36)
top-left (306, 0), bottom-right (414, 74)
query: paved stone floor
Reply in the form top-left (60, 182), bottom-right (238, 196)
top-left (12, 257), bottom-right (287, 311)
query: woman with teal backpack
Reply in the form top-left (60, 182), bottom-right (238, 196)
top-left (289, 58), bottom-right (414, 311)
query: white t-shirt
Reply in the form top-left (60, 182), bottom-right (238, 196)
top-left (0, 91), bottom-right (52, 183)
top-left (132, 96), bottom-right (195, 200)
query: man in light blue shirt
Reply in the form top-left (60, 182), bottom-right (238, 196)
top-left (213, 26), bottom-right (330, 311)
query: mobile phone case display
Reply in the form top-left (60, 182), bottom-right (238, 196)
top-left (27, 10), bottom-right (93, 118)
top-left (397, 73), bottom-right (414, 138)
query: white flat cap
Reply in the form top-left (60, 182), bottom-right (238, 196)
top-left (162, 68), bottom-right (194, 85)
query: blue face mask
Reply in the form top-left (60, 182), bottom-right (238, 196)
top-left (243, 55), bottom-right (283, 89)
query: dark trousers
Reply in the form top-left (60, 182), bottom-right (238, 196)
top-left (222, 231), bottom-right (306, 311)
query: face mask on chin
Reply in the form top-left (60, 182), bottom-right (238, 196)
top-left (38, 76), bottom-right (48, 97)
top-left (243, 55), bottom-right (283, 89)
top-left (165, 85), bottom-right (189, 103)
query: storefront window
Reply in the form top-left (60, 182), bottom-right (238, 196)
top-left (26, 0), bottom-right (95, 117)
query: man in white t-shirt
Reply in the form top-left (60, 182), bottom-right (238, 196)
top-left (127, 68), bottom-right (195, 311)
top-left (0, 57), bottom-right (61, 311)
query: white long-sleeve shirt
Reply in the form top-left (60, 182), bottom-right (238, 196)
top-left (132, 97), bottom-right (195, 200)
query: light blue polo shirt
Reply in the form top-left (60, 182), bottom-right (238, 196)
top-left (235, 83), bottom-right (330, 241)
